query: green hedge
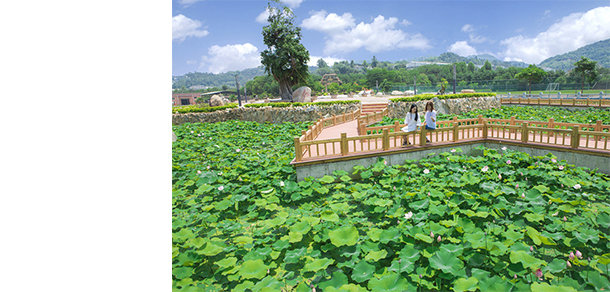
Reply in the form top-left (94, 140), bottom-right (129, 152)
top-left (173, 103), bottom-right (238, 114)
top-left (390, 92), bottom-right (497, 103)
top-left (244, 100), bottom-right (360, 108)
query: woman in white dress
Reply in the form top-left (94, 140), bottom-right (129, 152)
top-left (401, 104), bottom-right (421, 145)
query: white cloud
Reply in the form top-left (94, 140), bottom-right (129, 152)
top-left (186, 60), bottom-right (197, 65)
top-left (172, 14), bottom-right (209, 42)
top-left (469, 34), bottom-right (488, 44)
top-left (178, 0), bottom-right (203, 7)
top-left (308, 56), bottom-right (345, 67)
top-left (256, 8), bottom-right (270, 24)
top-left (543, 10), bottom-right (551, 18)
top-left (283, 0), bottom-right (304, 8)
top-left (301, 10), bottom-right (355, 34)
top-left (302, 12), bottom-right (431, 55)
top-left (448, 41), bottom-right (478, 56)
top-left (461, 24), bottom-right (474, 33)
top-left (200, 43), bottom-right (261, 74)
top-left (499, 6), bottom-right (610, 64)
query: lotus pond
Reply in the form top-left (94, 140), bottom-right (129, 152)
top-left (172, 119), bottom-right (610, 292)
top-left (372, 106), bottom-right (610, 131)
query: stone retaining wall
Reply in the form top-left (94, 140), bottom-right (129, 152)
top-left (388, 96), bottom-right (500, 119)
top-left (172, 103), bottom-right (361, 125)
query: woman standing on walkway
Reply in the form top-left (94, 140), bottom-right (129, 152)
top-left (402, 104), bottom-right (421, 145)
top-left (424, 101), bottom-right (436, 143)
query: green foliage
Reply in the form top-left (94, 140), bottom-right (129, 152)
top-left (172, 103), bottom-right (238, 114)
top-left (244, 100), bottom-right (359, 108)
top-left (515, 64), bottom-right (548, 93)
top-left (173, 120), bottom-right (610, 291)
top-left (390, 92), bottom-right (496, 103)
top-left (260, 0), bottom-right (309, 100)
top-left (574, 56), bottom-right (598, 93)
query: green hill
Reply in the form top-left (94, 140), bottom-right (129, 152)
top-left (538, 38), bottom-right (610, 70)
top-left (172, 67), bottom-right (266, 89)
top-left (426, 52), bottom-right (529, 68)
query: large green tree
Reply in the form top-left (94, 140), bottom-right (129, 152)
top-left (515, 64), bottom-right (547, 94)
top-left (573, 56), bottom-right (598, 93)
top-left (260, 0), bottom-right (310, 101)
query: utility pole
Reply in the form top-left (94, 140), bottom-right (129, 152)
top-left (376, 80), bottom-right (379, 93)
top-left (453, 64), bottom-right (457, 94)
top-left (414, 76), bottom-right (417, 95)
top-left (244, 85), bottom-right (248, 103)
top-left (235, 75), bottom-right (242, 107)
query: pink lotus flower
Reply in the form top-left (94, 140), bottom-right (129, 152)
top-left (423, 169), bottom-right (430, 174)
top-left (498, 174), bottom-right (502, 179)
top-left (567, 260), bottom-right (572, 268)
top-left (384, 160), bottom-right (387, 165)
top-left (236, 149), bottom-right (240, 152)
top-left (569, 251), bottom-right (575, 260)
top-left (530, 246), bottom-right (534, 252)
top-left (574, 184), bottom-right (581, 190)
top-left (507, 160), bottom-right (512, 165)
top-left (430, 231), bottom-right (434, 238)
top-left (535, 269), bottom-right (543, 279)
top-left (404, 211), bottom-right (413, 220)
top-left (552, 159), bottom-right (557, 163)
top-left (516, 184), bottom-right (519, 189)
top-left (437, 235), bottom-right (442, 242)
top-left (197, 170), bottom-right (201, 174)
top-left (218, 186), bottom-right (224, 191)
top-left (559, 165), bottom-right (564, 170)
top-left (207, 166), bottom-right (210, 170)
top-left (451, 149), bottom-right (456, 153)
top-left (563, 216), bottom-right (568, 222)
top-left (280, 181), bottom-right (285, 187)
top-left (502, 146), bottom-right (507, 151)
top-left (521, 193), bottom-right (525, 198)
top-left (482, 166), bottom-right (489, 172)
top-left (576, 250), bottom-right (582, 259)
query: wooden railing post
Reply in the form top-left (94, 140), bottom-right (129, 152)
top-left (420, 127), bottom-right (427, 146)
top-left (521, 122), bottom-right (529, 143)
top-left (482, 121), bottom-right (488, 139)
top-left (394, 121), bottom-right (400, 133)
top-left (294, 137), bottom-right (302, 162)
top-left (359, 121), bottom-right (366, 135)
top-left (509, 116), bottom-right (516, 135)
top-left (453, 117), bottom-right (459, 142)
top-left (595, 120), bottom-right (602, 141)
top-left (382, 129), bottom-right (389, 151)
top-left (572, 126), bottom-right (579, 149)
top-left (340, 133), bottom-right (348, 156)
top-left (333, 115), bottom-right (337, 125)
top-left (548, 118), bottom-right (555, 137)
top-left (301, 130), bottom-right (307, 141)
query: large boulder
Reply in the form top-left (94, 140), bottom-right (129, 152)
top-left (376, 92), bottom-right (383, 96)
top-left (210, 94), bottom-right (224, 107)
top-left (391, 90), bottom-right (403, 96)
top-left (292, 86), bottom-right (312, 103)
top-left (172, 131), bottom-right (177, 142)
top-left (461, 89), bottom-right (475, 93)
top-left (432, 97), bottom-right (450, 115)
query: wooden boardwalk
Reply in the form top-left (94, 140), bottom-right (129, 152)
top-left (298, 121), bottom-right (610, 162)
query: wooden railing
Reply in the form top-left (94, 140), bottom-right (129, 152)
top-left (357, 108), bottom-right (388, 135)
top-left (501, 97), bottom-right (610, 107)
top-left (293, 116), bottom-right (610, 162)
top-left (294, 108), bottom-right (361, 161)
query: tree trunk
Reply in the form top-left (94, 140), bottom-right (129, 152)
top-left (279, 79), bottom-right (293, 101)
top-left (581, 75), bottom-right (584, 94)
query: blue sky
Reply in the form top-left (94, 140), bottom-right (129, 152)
top-left (172, 0), bottom-right (610, 76)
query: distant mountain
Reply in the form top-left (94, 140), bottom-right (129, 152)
top-left (538, 38), bottom-right (610, 71)
top-left (425, 52), bottom-right (529, 68)
top-left (172, 67), bottom-right (266, 89)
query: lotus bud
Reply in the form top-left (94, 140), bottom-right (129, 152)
top-left (535, 269), bottom-right (543, 279)
top-left (569, 252), bottom-right (575, 260)
top-left (419, 274), bottom-right (423, 278)
top-left (430, 231), bottom-right (434, 238)
top-left (567, 260), bottom-right (572, 268)
top-left (576, 250), bottom-right (582, 259)
top-left (516, 184), bottom-right (519, 189)
top-left (437, 235), bottom-right (442, 242)
top-left (514, 274), bottom-right (518, 279)
top-left (563, 216), bottom-right (567, 222)
top-left (521, 193), bottom-right (525, 198)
